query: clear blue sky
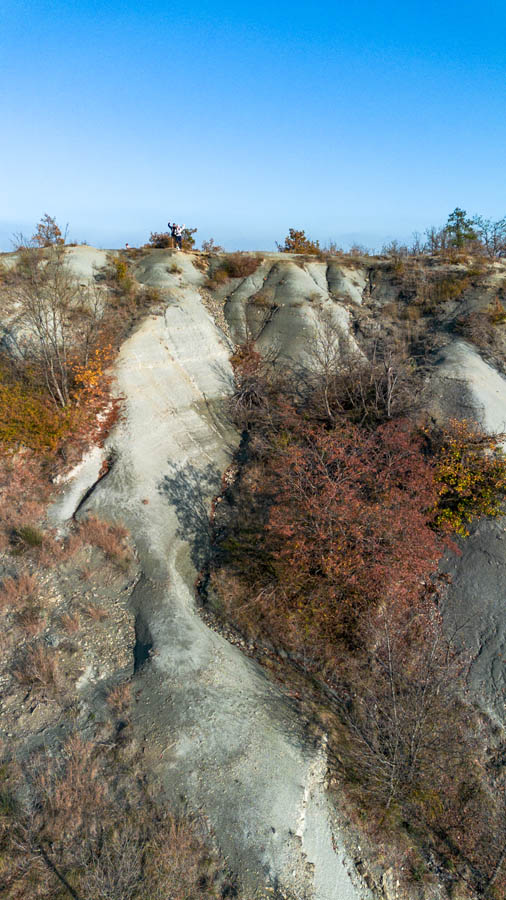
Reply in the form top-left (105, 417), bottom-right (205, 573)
top-left (1, 0), bottom-right (506, 250)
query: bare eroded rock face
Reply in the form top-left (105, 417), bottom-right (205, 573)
top-left (5, 245), bottom-right (506, 898)
top-left (48, 250), bottom-right (371, 900)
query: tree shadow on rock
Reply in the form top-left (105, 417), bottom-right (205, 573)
top-left (158, 462), bottom-right (222, 570)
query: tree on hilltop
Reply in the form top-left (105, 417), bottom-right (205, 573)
top-left (31, 214), bottom-right (66, 248)
top-left (277, 228), bottom-right (321, 255)
top-left (444, 208), bottom-right (477, 249)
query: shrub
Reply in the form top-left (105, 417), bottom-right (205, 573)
top-left (0, 735), bottom-right (235, 900)
top-left (215, 413), bottom-right (440, 654)
top-left (0, 365), bottom-right (73, 452)
top-left (139, 285), bottom-right (162, 306)
top-left (221, 252), bottom-right (261, 278)
top-left (108, 255), bottom-right (136, 297)
top-left (181, 226), bottom-right (198, 250)
top-left (201, 237), bottom-right (224, 252)
top-left (307, 314), bottom-right (418, 427)
top-left (433, 419), bottom-right (506, 536)
top-left (455, 305), bottom-right (499, 349)
top-left (430, 273), bottom-right (470, 304)
top-left (0, 451), bottom-right (50, 551)
top-left (106, 681), bottom-right (131, 715)
top-left (147, 231), bottom-right (173, 249)
top-left (8, 245), bottom-right (106, 408)
top-left (205, 267), bottom-right (230, 289)
top-left (277, 228), bottom-right (322, 255)
top-left (488, 296), bottom-right (506, 324)
top-left (206, 254), bottom-right (261, 290)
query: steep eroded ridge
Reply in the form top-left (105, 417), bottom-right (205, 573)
top-left (52, 249), bottom-right (370, 900)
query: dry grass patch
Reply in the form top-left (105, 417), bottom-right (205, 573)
top-left (15, 604), bottom-right (45, 637)
top-left (106, 681), bottom-right (132, 715)
top-left (82, 602), bottom-right (109, 622)
top-left (0, 573), bottom-right (39, 612)
top-left (78, 515), bottom-right (132, 568)
top-left (0, 734), bottom-right (237, 900)
top-left (59, 610), bottom-right (81, 634)
top-left (12, 641), bottom-right (60, 694)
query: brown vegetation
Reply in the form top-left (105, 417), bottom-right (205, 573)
top-left (208, 337), bottom-right (506, 896)
top-left (0, 735), bottom-right (234, 900)
top-left (12, 641), bottom-right (60, 695)
top-left (0, 573), bottom-right (39, 612)
top-left (277, 228), bottom-right (322, 255)
top-left (201, 237), bottom-right (224, 253)
top-left (77, 515), bottom-right (132, 568)
top-left (106, 681), bottom-right (132, 715)
top-left (456, 297), bottom-right (506, 352)
top-left (206, 253), bottom-right (261, 289)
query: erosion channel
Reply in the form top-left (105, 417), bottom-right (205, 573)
top-left (46, 246), bottom-right (506, 900)
top-left (51, 250), bottom-right (369, 900)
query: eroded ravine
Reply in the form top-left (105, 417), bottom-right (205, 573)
top-left (52, 269), bottom-right (370, 900)
top-left (49, 247), bottom-right (506, 898)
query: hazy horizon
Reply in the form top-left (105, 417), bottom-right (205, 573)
top-left (2, 0), bottom-right (506, 252)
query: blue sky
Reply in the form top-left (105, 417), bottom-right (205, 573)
top-left (1, 0), bottom-right (506, 250)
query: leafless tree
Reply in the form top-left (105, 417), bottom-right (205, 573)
top-left (473, 216), bottom-right (506, 259)
top-left (335, 604), bottom-right (474, 815)
top-left (8, 246), bottom-right (104, 407)
top-left (307, 308), bottom-right (417, 425)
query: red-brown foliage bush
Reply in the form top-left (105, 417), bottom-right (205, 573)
top-left (215, 412), bottom-right (441, 660)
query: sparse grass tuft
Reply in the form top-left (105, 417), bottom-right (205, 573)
top-left (59, 610), bottom-right (81, 634)
top-left (11, 525), bottom-right (44, 550)
top-left (15, 603), bottom-right (44, 637)
top-left (82, 602), bottom-right (109, 622)
top-left (0, 573), bottom-right (39, 612)
top-left (106, 681), bottom-right (131, 715)
top-left (12, 641), bottom-right (60, 693)
top-left (78, 515), bottom-right (132, 568)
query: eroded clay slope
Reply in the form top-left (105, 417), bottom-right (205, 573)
top-left (52, 250), bottom-right (370, 900)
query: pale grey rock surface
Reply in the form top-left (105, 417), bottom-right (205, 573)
top-left (53, 254), bottom-right (369, 900)
top-left (431, 339), bottom-right (506, 436)
top-left (225, 258), bottom-right (359, 364)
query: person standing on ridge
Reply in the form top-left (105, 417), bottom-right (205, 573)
top-left (168, 222), bottom-right (177, 249)
top-left (175, 223), bottom-right (183, 251)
